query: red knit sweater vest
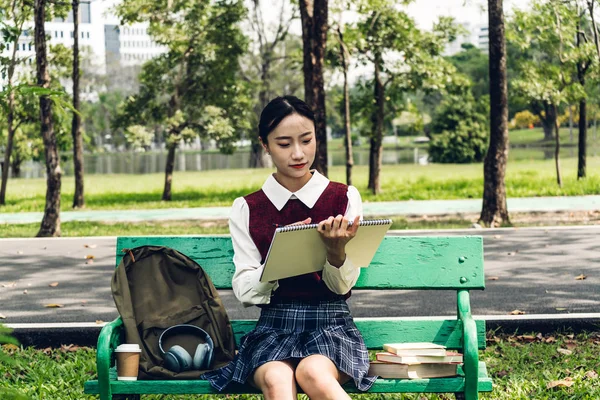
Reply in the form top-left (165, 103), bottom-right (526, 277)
top-left (244, 180), bottom-right (351, 303)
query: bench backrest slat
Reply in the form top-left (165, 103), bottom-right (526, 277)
top-left (116, 236), bottom-right (485, 290)
top-left (231, 319), bottom-right (486, 350)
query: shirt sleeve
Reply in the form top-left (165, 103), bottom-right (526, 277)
top-left (229, 197), bottom-right (278, 307)
top-left (322, 185), bottom-right (363, 295)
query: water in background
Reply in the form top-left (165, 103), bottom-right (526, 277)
top-left (15, 145), bottom-right (600, 178)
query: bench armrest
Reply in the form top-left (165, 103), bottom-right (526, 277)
top-left (457, 290), bottom-right (479, 399)
top-left (96, 317), bottom-right (124, 399)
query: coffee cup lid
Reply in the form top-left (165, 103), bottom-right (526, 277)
top-left (115, 344), bottom-right (141, 353)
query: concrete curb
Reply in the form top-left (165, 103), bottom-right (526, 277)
top-left (7, 314), bottom-right (600, 348)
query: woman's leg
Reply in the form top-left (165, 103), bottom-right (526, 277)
top-left (295, 354), bottom-right (352, 400)
top-left (250, 359), bottom-right (299, 400)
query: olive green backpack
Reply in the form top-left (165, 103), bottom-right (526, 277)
top-left (111, 245), bottom-right (236, 380)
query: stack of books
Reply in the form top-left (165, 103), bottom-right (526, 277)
top-left (368, 342), bottom-right (463, 379)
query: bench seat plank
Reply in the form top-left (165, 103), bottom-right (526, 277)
top-left (83, 361), bottom-right (492, 395)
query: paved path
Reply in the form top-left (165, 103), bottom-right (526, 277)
top-left (2, 195), bottom-right (600, 224)
top-left (1, 226), bottom-right (598, 324)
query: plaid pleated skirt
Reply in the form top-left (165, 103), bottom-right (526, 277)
top-left (202, 299), bottom-right (377, 392)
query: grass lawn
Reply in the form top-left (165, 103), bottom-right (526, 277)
top-left (0, 217), bottom-right (481, 238)
top-left (1, 332), bottom-right (598, 399)
top-left (509, 127), bottom-right (600, 147)
top-left (2, 159), bottom-right (600, 214)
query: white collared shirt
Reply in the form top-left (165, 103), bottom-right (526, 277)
top-left (229, 171), bottom-right (363, 307)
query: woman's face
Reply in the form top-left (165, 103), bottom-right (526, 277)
top-left (262, 113), bottom-right (316, 183)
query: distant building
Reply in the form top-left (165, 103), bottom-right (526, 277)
top-left (444, 22), bottom-right (489, 55)
top-left (477, 25), bottom-right (489, 52)
top-left (0, 0), bottom-right (165, 100)
top-left (104, 24), bottom-right (166, 72)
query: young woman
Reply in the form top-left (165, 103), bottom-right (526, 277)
top-left (203, 96), bottom-right (376, 399)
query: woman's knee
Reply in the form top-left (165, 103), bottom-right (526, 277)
top-left (295, 355), bottom-right (337, 387)
top-left (253, 361), bottom-right (297, 393)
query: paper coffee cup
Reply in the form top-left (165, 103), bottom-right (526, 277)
top-left (115, 344), bottom-right (141, 381)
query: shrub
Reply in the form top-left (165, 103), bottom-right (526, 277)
top-left (428, 120), bottom-right (488, 163)
top-left (429, 92), bottom-right (488, 163)
top-left (512, 110), bottom-right (540, 129)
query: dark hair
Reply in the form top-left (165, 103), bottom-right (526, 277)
top-left (258, 95), bottom-right (315, 143)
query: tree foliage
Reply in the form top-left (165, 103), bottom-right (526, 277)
top-left (429, 86), bottom-right (488, 163)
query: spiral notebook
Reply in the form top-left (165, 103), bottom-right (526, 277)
top-left (259, 219), bottom-right (392, 282)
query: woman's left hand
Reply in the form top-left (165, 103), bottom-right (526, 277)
top-left (318, 215), bottom-right (360, 267)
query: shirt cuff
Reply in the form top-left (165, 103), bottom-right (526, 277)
top-left (248, 266), bottom-right (278, 295)
top-left (323, 256), bottom-right (357, 284)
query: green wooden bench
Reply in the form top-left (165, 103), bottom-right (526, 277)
top-left (84, 235), bottom-right (493, 400)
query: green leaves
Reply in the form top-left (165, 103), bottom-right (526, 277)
top-left (112, 0), bottom-right (250, 153)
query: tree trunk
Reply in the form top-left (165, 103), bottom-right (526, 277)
top-left (541, 103), bottom-right (556, 141)
top-left (35, 0), bottom-right (61, 237)
top-left (553, 103), bottom-right (562, 187)
top-left (568, 105), bottom-right (573, 143)
top-left (338, 28), bottom-right (353, 186)
top-left (0, 2), bottom-right (23, 206)
top-left (576, 25), bottom-right (587, 180)
top-left (575, 43), bottom-right (587, 180)
top-left (0, 86), bottom-right (16, 206)
top-left (368, 56), bottom-right (384, 195)
top-left (299, 0), bottom-right (328, 176)
top-left (594, 109), bottom-right (597, 140)
top-left (577, 98), bottom-right (586, 179)
top-left (479, 0), bottom-right (510, 227)
top-left (71, 0), bottom-right (85, 208)
top-left (249, 82), bottom-right (270, 169)
top-left (11, 155), bottom-right (22, 178)
top-left (249, 141), bottom-right (265, 168)
top-left (162, 143), bottom-right (176, 201)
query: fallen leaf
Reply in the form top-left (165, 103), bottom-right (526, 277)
top-left (42, 347), bottom-right (52, 355)
top-left (510, 309), bottom-right (525, 315)
top-left (567, 334), bottom-right (575, 339)
top-left (60, 344), bottom-right (81, 352)
top-left (95, 320), bottom-right (104, 324)
top-left (0, 313), bottom-right (6, 319)
top-left (85, 259), bottom-right (94, 265)
top-left (547, 379), bottom-right (574, 389)
top-left (575, 274), bottom-right (587, 280)
top-left (555, 307), bottom-right (567, 311)
top-left (585, 371), bottom-right (598, 380)
top-left (557, 348), bottom-right (572, 356)
top-left (85, 255), bottom-right (95, 260)
top-left (44, 303), bottom-right (64, 308)
top-left (17, 250), bottom-right (23, 254)
top-left (493, 235), bottom-right (502, 239)
top-left (22, 290), bottom-right (27, 294)
top-left (536, 333), bottom-right (543, 340)
top-left (84, 244), bottom-right (97, 249)
top-left (488, 276), bottom-right (499, 281)
top-left (545, 336), bottom-right (556, 343)
top-left (48, 282), bottom-right (59, 287)
top-left (3, 344), bottom-right (19, 352)
top-left (517, 335), bottom-right (537, 342)
top-left (1, 282), bottom-right (16, 288)
top-left (495, 370), bottom-right (509, 378)
top-left (565, 342), bottom-right (577, 350)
